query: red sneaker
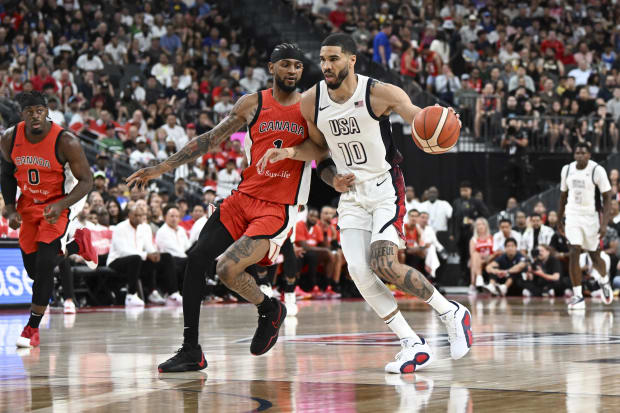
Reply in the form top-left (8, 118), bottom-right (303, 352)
top-left (311, 285), bottom-right (326, 299)
top-left (325, 285), bottom-right (342, 299)
top-left (74, 228), bottom-right (98, 269)
top-left (393, 289), bottom-right (406, 298)
top-left (16, 325), bottom-right (40, 348)
top-left (294, 286), bottom-right (312, 300)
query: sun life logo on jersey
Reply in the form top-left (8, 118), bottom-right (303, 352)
top-left (328, 117), bottom-right (361, 136)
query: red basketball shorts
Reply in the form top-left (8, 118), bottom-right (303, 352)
top-left (219, 191), bottom-right (297, 265)
top-left (17, 196), bottom-right (70, 254)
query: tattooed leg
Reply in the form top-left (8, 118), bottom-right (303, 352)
top-left (216, 236), bottom-right (270, 305)
top-left (369, 240), bottom-right (435, 301)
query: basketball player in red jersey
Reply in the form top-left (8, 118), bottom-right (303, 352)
top-left (0, 92), bottom-right (98, 348)
top-left (127, 44), bottom-right (312, 372)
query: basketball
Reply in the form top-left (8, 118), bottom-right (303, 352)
top-left (412, 106), bottom-right (460, 154)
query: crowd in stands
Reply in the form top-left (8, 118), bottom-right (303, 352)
top-left (294, 0), bottom-right (620, 152)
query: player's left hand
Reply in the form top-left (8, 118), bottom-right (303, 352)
top-left (43, 202), bottom-right (64, 224)
top-left (333, 173), bottom-right (355, 192)
top-left (127, 165), bottom-right (165, 190)
top-left (599, 226), bottom-right (607, 238)
top-left (256, 148), bottom-right (293, 175)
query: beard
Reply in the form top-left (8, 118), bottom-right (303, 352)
top-left (275, 75), bottom-right (298, 93)
top-left (325, 66), bottom-right (349, 90)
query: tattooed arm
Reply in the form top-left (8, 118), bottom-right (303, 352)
top-left (127, 93), bottom-right (258, 188)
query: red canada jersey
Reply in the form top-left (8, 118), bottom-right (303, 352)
top-left (474, 235), bottom-right (494, 256)
top-left (239, 89), bottom-right (311, 205)
top-left (10, 121), bottom-right (76, 204)
top-left (295, 221), bottom-right (324, 247)
top-left (404, 223), bottom-right (419, 248)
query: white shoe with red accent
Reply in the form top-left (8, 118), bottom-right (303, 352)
top-left (284, 292), bottom-right (298, 317)
top-left (385, 338), bottom-right (434, 374)
top-left (439, 301), bottom-right (473, 360)
top-left (63, 300), bottom-right (76, 314)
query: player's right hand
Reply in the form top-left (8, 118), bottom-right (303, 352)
top-left (8, 211), bottom-right (21, 230)
top-left (126, 166), bottom-right (164, 190)
top-left (256, 148), bottom-right (293, 175)
top-left (333, 173), bottom-right (355, 192)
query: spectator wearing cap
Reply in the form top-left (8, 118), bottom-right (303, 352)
top-left (213, 91), bottom-right (234, 123)
top-left (130, 136), bottom-right (156, 168)
top-left (77, 49), bottom-right (104, 72)
top-left (373, 22), bottom-right (392, 67)
top-left (459, 14), bottom-right (482, 44)
top-left (92, 151), bottom-right (117, 186)
top-left (216, 158), bottom-right (241, 201)
top-left (151, 54), bottom-right (174, 87)
top-left (161, 113), bottom-right (188, 150)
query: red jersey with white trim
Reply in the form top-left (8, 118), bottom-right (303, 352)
top-left (474, 236), bottom-right (494, 256)
top-left (295, 221), bottom-right (324, 247)
top-left (240, 89), bottom-right (311, 205)
top-left (10, 121), bottom-right (77, 204)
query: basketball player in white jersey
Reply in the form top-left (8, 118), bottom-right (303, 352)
top-left (258, 33), bottom-right (472, 373)
top-left (557, 142), bottom-right (613, 309)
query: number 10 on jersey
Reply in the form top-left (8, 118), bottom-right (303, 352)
top-left (337, 141), bottom-right (367, 166)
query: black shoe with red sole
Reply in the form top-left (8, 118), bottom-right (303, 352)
top-left (158, 343), bottom-right (207, 373)
top-left (251, 297), bottom-right (287, 355)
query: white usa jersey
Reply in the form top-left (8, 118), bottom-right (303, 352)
top-left (560, 160), bottom-right (611, 217)
top-left (315, 75), bottom-right (400, 182)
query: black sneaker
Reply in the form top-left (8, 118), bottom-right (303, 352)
top-left (250, 298), bottom-right (287, 355)
top-left (158, 343), bottom-right (207, 373)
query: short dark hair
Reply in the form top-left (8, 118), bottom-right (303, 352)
top-left (575, 141), bottom-right (591, 153)
top-left (530, 212), bottom-right (541, 219)
top-left (163, 204), bottom-right (179, 217)
top-left (504, 237), bottom-right (517, 247)
top-left (408, 209), bottom-right (419, 214)
top-left (321, 33), bottom-right (357, 55)
top-left (499, 218), bottom-right (512, 225)
top-left (16, 91), bottom-right (47, 111)
top-left (460, 180), bottom-right (472, 189)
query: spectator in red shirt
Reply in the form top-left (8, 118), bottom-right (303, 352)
top-left (316, 206), bottom-right (344, 296)
top-left (295, 208), bottom-right (337, 296)
top-left (540, 30), bottom-right (564, 61)
top-left (30, 65), bottom-right (58, 92)
top-left (328, 3), bottom-right (346, 29)
top-left (179, 204), bottom-right (205, 236)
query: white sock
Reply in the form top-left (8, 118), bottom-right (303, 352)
top-left (573, 286), bottom-right (583, 297)
top-left (426, 288), bottom-right (456, 315)
top-left (385, 311), bottom-right (420, 342)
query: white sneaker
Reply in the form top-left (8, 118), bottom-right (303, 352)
top-left (284, 292), bottom-right (298, 316)
top-left (475, 274), bottom-right (485, 288)
top-left (166, 291), bottom-right (183, 306)
top-left (385, 338), bottom-right (434, 374)
top-left (148, 290), bottom-right (165, 305)
top-left (467, 285), bottom-right (477, 296)
top-left (63, 300), bottom-right (76, 314)
top-left (600, 276), bottom-right (614, 305)
top-left (522, 288), bottom-right (532, 297)
top-left (567, 295), bottom-right (585, 310)
top-left (548, 288), bottom-right (555, 298)
top-left (125, 293), bottom-right (145, 307)
top-left (482, 283), bottom-right (498, 296)
top-left (272, 288), bottom-right (281, 299)
top-left (259, 284), bottom-right (273, 298)
top-left (497, 284), bottom-right (508, 297)
top-left (439, 301), bottom-right (473, 360)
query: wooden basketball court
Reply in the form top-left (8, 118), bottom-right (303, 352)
top-left (2, 296), bottom-right (620, 412)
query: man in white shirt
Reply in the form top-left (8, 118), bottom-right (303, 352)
top-left (107, 205), bottom-right (160, 307)
top-left (405, 186), bottom-right (423, 214)
top-left (189, 202), bottom-right (216, 245)
top-left (104, 35), bottom-right (127, 65)
top-left (493, 218), bottom-right (524, 253)
top-left (459, 15), bottom-right (482, 44)
top-left (150, 53), bottom-right (174, 87)
top-left (213, 92), bottom-right (235, 123)
top-left (239, 68), bottom-right (261, 93)
top-left (419, 186), bottom-right (453, 234)
top-left (76, 50), bottom-right (104, 72)
top-left (567, 60), bottom-right (592, 87)
top-left (129, 136), bottom-right (156, 168)
top-left (155, 205), bottom-right (189, 305)
top-left (161, 113), bottom-right (188, 149)
top-left (522, 213), bottom-right (555, 259)
top-left (216, 159), bottom-right (241, 201)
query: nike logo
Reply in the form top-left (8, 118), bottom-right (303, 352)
top-left (376, 178), bottom-right (387, 186)
top-left (319, 105), bottom-right (330, 111)
top-left (198, 353), bottom-right (206, 368)
top-left (272, 305), bottom-right (283, 329)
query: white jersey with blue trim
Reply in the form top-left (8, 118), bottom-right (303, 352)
top-left (315, 75), bottom-right (394, 182)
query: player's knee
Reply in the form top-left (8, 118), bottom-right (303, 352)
top-left (216, 258), bottom-right (236, 285)
top-left (347, 262), bottom-right (373, 285)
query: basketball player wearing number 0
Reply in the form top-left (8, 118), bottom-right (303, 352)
top-left (258, 34), bottom-right (473, 373)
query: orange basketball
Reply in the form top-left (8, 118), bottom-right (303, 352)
top-left (412, 106), bottom-right (460, 154)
